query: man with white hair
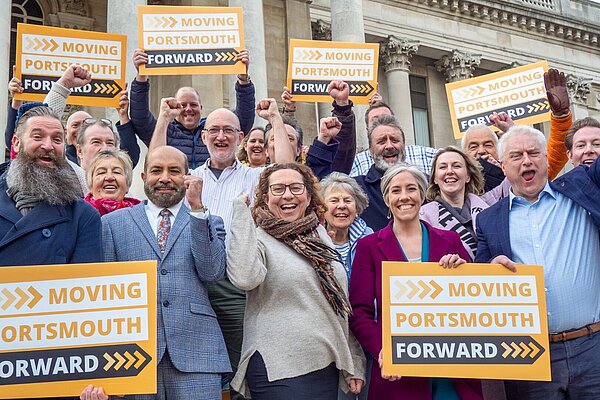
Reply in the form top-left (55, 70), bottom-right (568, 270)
top-left (475, 125), bottom-right (600, 399)
top-left (461, 123), bottom-right (506, 192)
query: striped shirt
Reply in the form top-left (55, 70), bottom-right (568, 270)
top-left (349, 145), bottom-right (438, 178)
top-left (191, 158), bottom-right (264, 247)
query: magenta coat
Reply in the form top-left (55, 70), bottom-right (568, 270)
top-left (349, 220), bottom-right (483, 400)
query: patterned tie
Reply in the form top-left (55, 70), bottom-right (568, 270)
top-left (157, 209), bottom-right (172, 252)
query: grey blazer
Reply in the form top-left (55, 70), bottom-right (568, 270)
top-left (101, 201), bottom-right (231, 374)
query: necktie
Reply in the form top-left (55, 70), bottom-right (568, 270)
top-left (157, 209), bottom-right (172, 252)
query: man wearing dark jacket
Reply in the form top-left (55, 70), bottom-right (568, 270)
top-left (130, 48), bottom-right (256, 169)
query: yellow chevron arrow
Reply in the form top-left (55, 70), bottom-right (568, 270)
top-left (134, 350), bottom-right (146, 369)
top-left (2, 288), bottom-right (16, 310)
top-left (429, 280), bottom-right (443, 299)
top-left (394, 281), bottom-right (407, 299)
top-left (519, 342), bottom-right (531, 358)
top-left (510, 342), bottom-right (521, 358)
top-left (14, 287), bottom-right (28, 309)
top-left (27, 286), bottom-right (42, 309)
top-left (114, 352), bottom-right (126, 370)
top-left (501, 342), bottom-right (511, 358)
top-left (529, 342), bottom-right (540, 358)
top-left (406, 280), bottom-right (419, 299)
top-left (94, 83), bottom-right (101, 93)
top-left (418, 280), bottom-right (431, 299)
top-left (123, 351), bottom-right (135, 370)
top-left (103, 353), bottom-right (115, 371)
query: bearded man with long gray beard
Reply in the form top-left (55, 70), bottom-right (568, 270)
top-left (353, 114), bottom-right (408, 230)
top-left (0, 105), bottom-right (102, 266)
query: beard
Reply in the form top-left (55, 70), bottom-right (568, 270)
top-left (144, 182), bottom-right (186, 208)
top-left (373, 148), bottom-right (406, 171)
top-left (6, 150), bottom-right (83, 205)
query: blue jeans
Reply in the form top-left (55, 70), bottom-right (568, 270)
top-left (505, 329), bottom-right (600, 399)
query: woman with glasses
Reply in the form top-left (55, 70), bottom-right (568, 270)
top-left (227, 163), bottom-right (366, 399)
top-left (84, 149), bottom-right (139, 215)
top-left (349, 164), bottom-right (483, 400)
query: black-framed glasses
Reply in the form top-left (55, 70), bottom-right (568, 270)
top-left (83, 118), bottom-right (113, 128)
top-left (204, 127), bottom-right (239, 136)
top-left (269, 183), bottom-right (305, 196)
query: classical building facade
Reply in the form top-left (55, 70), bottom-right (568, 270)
top-left (3, 0), bottom-right (600, 161)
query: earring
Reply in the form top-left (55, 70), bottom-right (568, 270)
top-left (387, 208), bottom-right (392, 219)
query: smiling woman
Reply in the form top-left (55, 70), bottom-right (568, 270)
top-left (84, 149), bottom-right (140, 216)
top-left (226, 163), bottom-right (366, 399)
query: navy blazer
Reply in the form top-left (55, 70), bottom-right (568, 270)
top-left (354, 165), bottom-right (388, 231)
top-left (0, 167), bottom-right (102, 266)
top-left (475, 157), bottom-right (600, 263)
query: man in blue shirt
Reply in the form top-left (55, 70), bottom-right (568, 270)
top-left (475, 125), bottom-right (600, 399)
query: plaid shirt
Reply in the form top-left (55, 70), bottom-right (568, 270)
top-left (349, 145), bottom-right (439, 178)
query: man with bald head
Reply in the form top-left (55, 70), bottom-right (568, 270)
top-left (102, 145), bottom-right (229, 399)
top-left (131, 48), bottom-right (256, 169)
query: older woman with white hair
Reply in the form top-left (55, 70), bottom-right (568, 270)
top-left (321, 172), bottom-right (373, 283)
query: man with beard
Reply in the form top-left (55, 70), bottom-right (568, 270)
top-left (102, 145), bottom-right (229, 399)
top-left (0, 105), bottom-right (101, 266)
top-left (354, 114), bottom-right (407, 231)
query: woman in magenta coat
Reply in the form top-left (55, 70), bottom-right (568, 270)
top-left (349, 164), bottom-right (483, 400)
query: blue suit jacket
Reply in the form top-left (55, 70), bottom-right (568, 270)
top-left (0, 168), bottom-right (102, 266)
top-left (475, 158), bottom-right (600, 263)
top-left (102, 202), bottom-right (231, 374)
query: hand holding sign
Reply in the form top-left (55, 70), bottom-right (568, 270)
top-left (256, 98), bottom-right (280, 122)
top-left (379, 350), bottom-right (402, 381)
top-left (116, 83), bottom-right (130, 124)
top-left (133, 48), bottom-right (149, 82)
top-left (368, 85), bottom-right (383, 105)
top-left (8, 76), bottom-right (24, 98)
top-left (237, 48), bottom-right (250, 82)
top-left (281, 86), bottom-right (296, 112)
top-left (543, 68), bottom-right (570, 117)
top-left (438, 253), bottom-right (467, 269)
top-left (328, 80), bottom-right (349, 106)
top-left (491, 255), bottom-right (517, 273)
top-left (318, 117), bottom-right (342, 145)
top-left (79, 385), bottom-right (109, 400)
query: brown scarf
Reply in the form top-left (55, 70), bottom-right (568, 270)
top-left (254, 207), bottom-right (352, 317)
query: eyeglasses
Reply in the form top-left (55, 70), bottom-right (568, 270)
top-left (204, 127), bottom-right (239, 136)
top-left (83, 118), bottom-right (113, 128)
top-left (269, 183), bottom-right (305, 196)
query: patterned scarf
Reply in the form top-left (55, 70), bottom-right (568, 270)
top-left (254, 207), bottom-right (352, 317)
top-left (6, 186), bottom-right (39, 215)
top-left (84, 193), bottom-right (140, 216)
top-left (436, 199), bottom-right (477, 260)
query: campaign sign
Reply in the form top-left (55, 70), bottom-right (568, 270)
top-left (0, 261), bottom-right (157, 398)
top-left (381, 263), bottom-right (550, 381)
top-left (138, 5), bottom-right (245, 75)
top-left (14, 23), bottom-right (127, 108)
top-left (445, 61), bottom-right (550, 139)
top-left (287, 39), bottom-right (379, 104)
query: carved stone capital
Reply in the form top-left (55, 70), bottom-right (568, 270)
top-left (48, 12), bottom-right (95, 30)
top-left (311, 19), bottom-right (331, 41)
top-left (379, 36), bottom-right (420, 73)
top-left (566, 74), bottom-right (592, 104)
top-left (434, 49), bottom-right (482, 82)
top-left (62, 0), bottom-right (89, 17)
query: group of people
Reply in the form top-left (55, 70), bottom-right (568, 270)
top-left (1, 43), bottom-right (599, 400)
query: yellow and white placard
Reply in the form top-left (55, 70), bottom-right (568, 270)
top-left (14, 23), bottom-right (127, 108)
top-left (445, 61), bottom-right (550, 139)
top-left (0, 261), bottom-right (157, 399)
top-left (287, 39), bottom-right (379, 104)
top-left (138, 5), bottom-right (245, 75)
top-left (381, 262), bottom-right (550, 381)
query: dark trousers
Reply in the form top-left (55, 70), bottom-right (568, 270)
top-left (208, 277), bottom-right (246, 400)
top-left (247, 352), bottom-right (338, 400)
top-left (505, 330), bottom-right (600, 400)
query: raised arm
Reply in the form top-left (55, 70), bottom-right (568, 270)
top-left (305, 117), bottom-right (341, 179)
top-left (329, 80), bottom-right (356, 174)
top-left (115, 85), bottom-right (141, 167)
top-left (149, 98), bottom-right (181, 151)
top-left (129, 49), bottom-right (156, 146)
top-left (256, 98), bottom-right (295, 163)
top-left (544, 68), bottom-right (571, 180)
top-left (234, 49), bottom-right (256, 135)
top-left (43, 64), bottom-right (92, 118)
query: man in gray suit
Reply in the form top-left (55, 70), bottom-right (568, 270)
top-left (102, 145), bottom-right (230, 399)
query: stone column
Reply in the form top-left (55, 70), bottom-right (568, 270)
top-left (379, 36), bottom-right (419, 145)
top-left (434, 49), bottom-right (482, 83)
top-left (106, 0), bottom-right (146, 198)
top-left (330, 0), bottom-right (368, 151)
top-left (228, 0), bottom-right (268, 127)
top-left (0, 0), bottom-right (11, 160)
top-left (312, 20), bottom-right (333, 123)
top-left (567, 74), bottom-right (591, 119)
